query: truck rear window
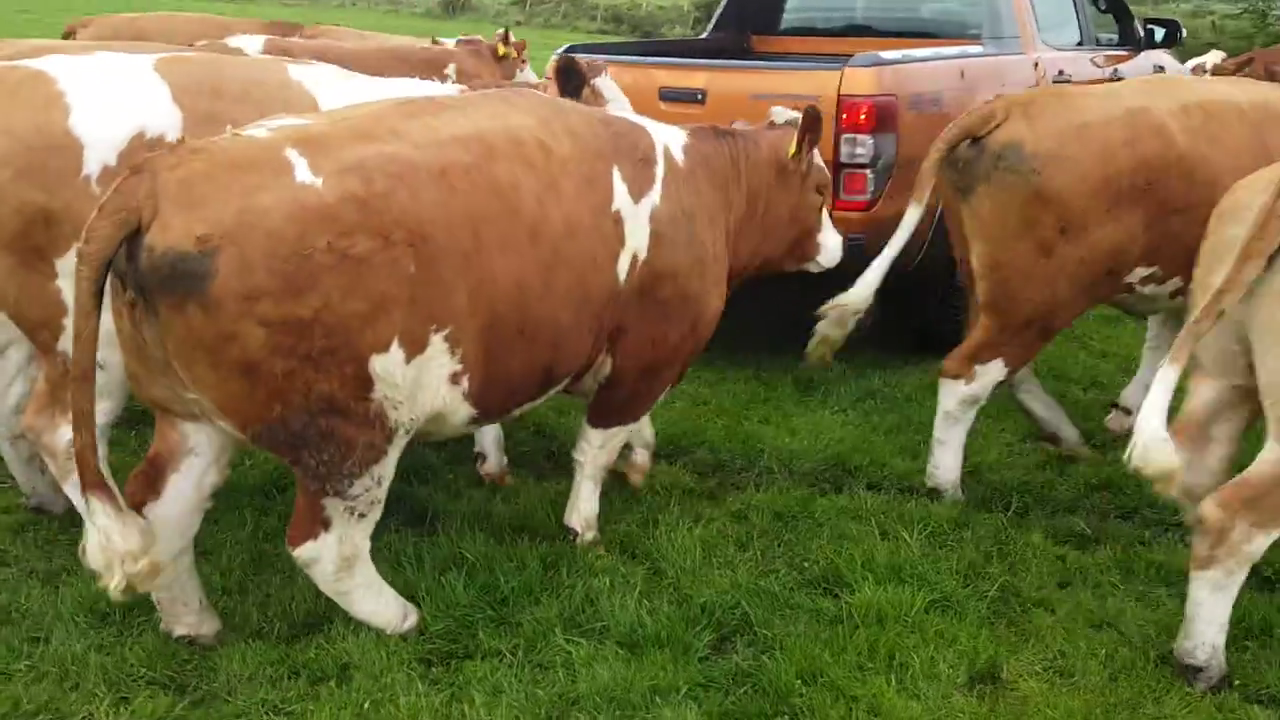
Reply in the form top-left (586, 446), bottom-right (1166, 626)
top-left (774, 0), bottom-right (1017, 40)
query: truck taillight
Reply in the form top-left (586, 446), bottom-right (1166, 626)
top-left (833, 95), bottom-right (897, 212)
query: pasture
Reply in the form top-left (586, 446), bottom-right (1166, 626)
top-left (1, 1), bottom-right (1278, 717)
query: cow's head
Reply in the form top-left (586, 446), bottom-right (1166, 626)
top-left (544, 55), bottom-right (634, 112)
top-left (730, 105), bottom-right (843, 275)
top-left (491, 27), bottom-right (537, 83)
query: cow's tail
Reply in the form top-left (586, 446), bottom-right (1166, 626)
top-left (70, 168), bottom-right (159, 601)
top-left (803, 98), bottom-right (1009, 365)
top-left (1125, 169), bottom-right (1280, 488)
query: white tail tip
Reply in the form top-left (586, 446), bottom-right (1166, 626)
top-left (1123, 362), bottom-right (1183, 483)
top-left (79, 498), bottom-right (160, 600)
top-left (803, 289), bottom-right (872, 365)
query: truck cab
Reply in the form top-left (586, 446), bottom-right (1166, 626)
top-left (554, 0), bottom-right (1186, 351)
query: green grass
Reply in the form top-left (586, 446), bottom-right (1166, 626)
top-left (2, 1), bottom-right (1280, 717)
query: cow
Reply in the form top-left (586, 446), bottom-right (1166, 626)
top-left (65, 90), bottom-right (842, 641)
top-left (0, 38), bottom-right (190, 58)
top-left (1124, 160), bottom-right (1280, 693)
top-left (543, 53), bottom-right (634, 113)
top-left (59, 10), bottom-right (436, 47)
top-left (61, 10), bottom-right (307, 45)
top-left (803, 73), bottom-right (1280, 501)
top-left (1203, 46), bottom-right (1280, 83)
top-left (0, 49), bottom-right (609, 528)
top-left (193, 33), bottom-right (539, 84)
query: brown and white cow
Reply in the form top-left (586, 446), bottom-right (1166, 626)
top-left (1184, 48), bottom-right (1227, 75)
top-left (66, 91), bottom-right (842, 640)
top-left (194, 33), bottom-right (538, 84)
top-left (804, 73), bottom-right (1280, 500)
top-left (1125, 160), bottom-right (1280, 692)
top-left (1201, 45), bottom-right (1280, 83)
top-left (0, 49), bottom-right (609, 525)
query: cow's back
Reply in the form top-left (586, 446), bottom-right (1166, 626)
top-left (63, 11), bottom-right (303, 45)
top-left (0, 39), bottom-right (188, 60)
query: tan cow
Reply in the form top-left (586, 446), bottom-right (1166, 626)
top-left (804, 74), bottom-right (1280, 501)
top-left (1203, 46), bottom-right (1280, 83)
top-left (66, 91), bottom-right (842, 640)
top-left (194, 33), bottom-right (539, 84)
top-left (0, 49), bottom-right (608, 526)
top-left (1125, 160), bottom-right (1280, 692)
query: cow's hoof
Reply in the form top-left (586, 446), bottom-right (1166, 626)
top-left (1104, 405), bottom-right (1135, 435)
top-left (474, 453), bottom-right (513, 486)
top-left (924, 482), bottom-right (964, 503)
top-left (564, 524), bottom-right (599, 546)
top-left (1174, 658), bottom-right (1229, 694)
top-left (24, 493), bottom-right (72, 516)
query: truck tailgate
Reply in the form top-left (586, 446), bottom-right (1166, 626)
top-left (597, 60), bottom-right (846, 168)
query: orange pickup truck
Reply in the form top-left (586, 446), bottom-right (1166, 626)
top-left (554, 0), bottom-right (1188, 350)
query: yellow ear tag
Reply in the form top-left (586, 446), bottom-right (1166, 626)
top-left (496, 43), bottom-right (509, 57)
top-left (787, 132), bottom-right (799, 159)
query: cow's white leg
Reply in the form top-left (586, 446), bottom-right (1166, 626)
top-left (612, 413), bottom-right (655, 488)
top-left (1107, 312), bottom-right (1181, 434)
top-left (472, 423), bottom-right (510, 485)
top-left (0, 323), bottom-right (68, 514)
top-left (926, 358), bottom-right (1008, 500)
top-left (1008, 366), bottom-right (1088, 455)
top-left (135, 417), bottom-right (235, 642)
top-left (289, 433), bottom-right (419, 635)
top-left (563, 421), bottom-right (634, 544)
top-left (1174, 444), bottom-right (1280, 692)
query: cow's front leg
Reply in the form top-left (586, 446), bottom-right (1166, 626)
top-left (612, 413), bottom-right (656, 488)
top-left (472, 423), bottom-right (510, 485)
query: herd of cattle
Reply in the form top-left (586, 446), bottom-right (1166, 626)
top-left (1, 7), bottom-right (1279, 694)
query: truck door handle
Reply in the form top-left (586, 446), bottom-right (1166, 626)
top-left (1051, 70), bottom-right (1072, 84)
top-left (658, 86), bottom-right (707, 104)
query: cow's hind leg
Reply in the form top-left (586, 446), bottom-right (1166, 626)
top-left (1173, 440), bottom-right (1280, 692)
top-left (1008, 365), bottom-right (1089, 456)
top-left (1106, 311), bottom-right (1181, 435)
top-left (472, 423), bottom-right (510, 485)
top-left (928, 311), bottom-right (1078, 500)
top-left (286, 433), bottom-right (419, 635)
top-left (1163, 320), bottom-right (1257, 513)
top-left (0, 324), bottom-right (68, 514)
top-left (124, 414), bottom-right (235, 642)
top-left (612, 413), bottom-right (656, 488)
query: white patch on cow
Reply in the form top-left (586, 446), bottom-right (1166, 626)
top-left (563, 422), bottom-right (635, 544)
top-left (236, 115), bottom-right (313, 138)
top-left (290, 431), bottom-right (419, 635)
top-left (1115, 265), bottom-right (1186, 315)
top-left (368, 332), bottom-right (477, 439)
top-left (513, 64), bottom-right (540, 83)
top-left (804, 207), bottom-right (844, 272)
top-left (139, 420), bottom-right (235, 641)
top-left (0, 315), bottom-right (68, 513)
top-left (222, 34), bottom-right (269, 56)
top-left (1107, 312), bottom-right (1181, 434)
top-left (442, 62), bottom-right (457, 83)
top-left (285, 62), bottom-right (465, 111)
top-left (607, 113), bottom-right (688, 284)
top-left (590, 72), bottom-right (633, 112)
top-left (1184, 48), bottom-right (1227, 72)
top-left (437, 37), bottom-right (458, 48)
top-left (767, 106), bottom-right (803, 125)
top-left (926, 358), bottom-right (1008, 500)
top-left (283, 147), bottom-right (322, 188)
top-left (1009, 366), bottom-right (1086, 451)
top-left (7, 52), bottom-right (184, 190)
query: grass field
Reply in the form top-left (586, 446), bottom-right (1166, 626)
top-left (2, 1), bottom-right (1279, 717)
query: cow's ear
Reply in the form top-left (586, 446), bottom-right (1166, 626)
top-left (788, 104), bottom-right (822, 161)
top-left (552, 55), bottom-right (588, 100)
top-left (495, 27), bottom-right (514, 58)
top-left (512, 39), bottom-right (528, 56)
